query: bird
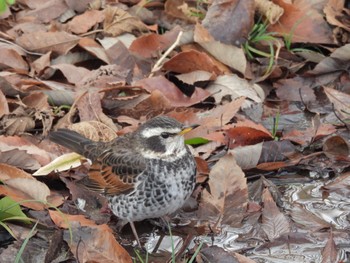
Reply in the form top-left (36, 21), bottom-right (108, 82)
top-left (49, 116), bottom-right (198, 247)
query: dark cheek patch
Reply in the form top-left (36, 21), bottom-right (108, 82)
top-left (146, 136), bottom-right (166, 153)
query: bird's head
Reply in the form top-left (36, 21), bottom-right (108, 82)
top-left (136, 116), bottom-right (198, 159)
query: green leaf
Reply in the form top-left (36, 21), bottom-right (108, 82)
top-left (185, 137), bottom-right (210, 145)
top-left (0, 0), bottom-right (7, 13)
top-left (0, 196), bottom-right (30, 223)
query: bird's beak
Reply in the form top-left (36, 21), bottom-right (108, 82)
top-left (178, 124), bottom-right (199, 135)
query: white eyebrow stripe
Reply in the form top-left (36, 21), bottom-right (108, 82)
top-left (141, 127), bottom-right (181, 138)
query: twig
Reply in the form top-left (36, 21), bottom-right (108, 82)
top-left (149, 31), bottom-right (183, 77)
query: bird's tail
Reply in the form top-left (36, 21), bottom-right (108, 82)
top-left (49, 129), bottom-right (100, 160)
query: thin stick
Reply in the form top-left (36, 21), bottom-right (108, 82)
top-left (149, 31), bottom-right (183, 77)
top-left (130, 221), bottom-right (142, 248)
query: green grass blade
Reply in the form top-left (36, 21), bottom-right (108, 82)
top-left (14, 220), bottom-right (39, 263)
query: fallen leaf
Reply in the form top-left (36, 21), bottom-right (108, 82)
top-left (5, 178), bottom-right (50, 202)
top-left (321, 232), bottom-right (338, 263)
top-left (49, 210), bottom-right (97, 228)
top-left (229, 142), bottom-right (263, 170)
top-left (78, 38), bottom-right (110, 64)
top-left (202, 0), bottom-right (254, 46)
top-left (323, 135), bottom-right (350, 160)
top-left (269, 0), bottom-right (334, 44)
top-left (324, 0), bottom-right (350, 31)
top-left (63, 222), bottom-right (132, 263)
top-left (262, 188), bottom-right (290, 241)
top-left (0, 47), bottom-right (29, 72)
top-left (205, 74), bottom-right (264, 106)
top-left (16, 31), bottom-right (80, 55)
top-left (135, 76), bottom-right (211, 107)
top-left (163, 50), bottom-right (222, 74)
top-left (129, 27), bottom-right (181, 58)
top-left (103, 6), bottom-right (148, 36)
top-left (226, 119), bottom-right (272, 147)
top-left (0, 90), bottom-right (9, 118)
top-left (198, 153), bottom-right (248, 227)
top-left (324, 86), bottom-right (350, 119)
top-left (291, 204), bottom-right (331, 232)
top-left (322, 172), bottom-right (350, 197)
top-left (50, 64), bottom-right (91, 84)
top-left (194, 24), bottom-right (247, 74)
top-left (33, 152), bottom-right (84, 176)
top-left (68, 9), bottom-right (105, 34)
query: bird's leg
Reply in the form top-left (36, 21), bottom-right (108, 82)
top-left (130, 221), bottom-right (142, 248)
top-left (160, 216), bottom-right (172, 233)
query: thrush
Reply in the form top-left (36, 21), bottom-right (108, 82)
top-left (49, 116), bottom-right (198, 247)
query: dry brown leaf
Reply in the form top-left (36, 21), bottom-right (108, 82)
top-left (78, 38), bottom-right (110, 64)
top-left (65, 0), bottom-right (93, 13)
top-left (68, 9), bottom-right (105, 34)
top-left (310, 44), bottom-right (350, 75)
top-left (255, 0), bottom-right (284, 24)
top-left (163, 50), bottom-right (222, 74)
top-left (185, 98), bottom-right (245, 140)
top-left (5, 178), bottom-right (50, 202)
top-left (202, 0), bottom-right (254, 46)
top-left (324, 86), bottom-right (350, 120)
top-left (0, 185), bottom-right (46, 210)
top-left (275, 77), bottom-right (316, 102)
top-left (0, 114), bottom-right (36, 136)
top-left (17, 0), bottom-right (68, 23)
top-left (226, 119), bottom-right (272, 147)
top-left (70, 121), bottom-right (117, 142)
top-left (135, 76), bottom-right (211, 107)
top-left (321, 232), bottom-right (338, 263)
top-left (0, 163), bottom-right (50, 202)
top-left (103, 6), bottom-right (148, 37)
top-left (164, 0), bottom-right (197, 22)
top-left (175, 70), bottom-right (216, 86)
top-left (63, 223), bottom-right (132, 263)
top-left (269, 0), bottom-right (334, 44)
top-left (229, 142), bottom-right (263, 170)
top-left (0, 163), bottom-right (33, 180)
top-left (0, 47), bottom-right (29, 72)
top-left (75, 91), bottom-right (118, 132)
top-left (324, 0), bottom-right (350, 31)
top-left (49, 210), bottom-right (97, 228)
top-left (322, 172), bottom-right (350, 197)
top-left (198, 153), bottom-right (248, 227)
top-left (77, 64), bottom-right (130, 90)
top-left (262, 188), bottom-right (290, 241)
top-left (129, 27), bottom-right (181, 58)
top-left (323, 135), bottom-right (350, 160)
top-left (31, 51), bottom-right (52, 74)
top-left (0, 90), bottom-right (9, 118)
top-left (50, 64), bottom-right (91, 84)
top-left (16, 31), bottom-right (80, 55)
top-left (205, 74), bottom-right (264, 106)
top-left (22, 91), bottom-right (50, 110)
top-left (194, 24), bottom-right (247, 74)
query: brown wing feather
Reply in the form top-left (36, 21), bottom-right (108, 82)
top-left (87, 163), bottom-right (135, 195)
top-left (85, 138), bottom-right (146, 196)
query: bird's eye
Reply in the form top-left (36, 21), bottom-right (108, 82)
top-left (161, 132), bottom-right (170, 139)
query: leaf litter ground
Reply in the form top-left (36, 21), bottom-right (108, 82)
top-left (0, 0), bottom-right (350, 262)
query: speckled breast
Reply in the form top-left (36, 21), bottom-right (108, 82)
top-left (107, 151), bottom-right (196, 222)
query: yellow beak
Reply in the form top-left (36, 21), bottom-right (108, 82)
top-left (178, 124), bottom-right (199, 135)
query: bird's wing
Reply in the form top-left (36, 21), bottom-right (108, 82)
top-left (85, 137), bottom-right (147, 196)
